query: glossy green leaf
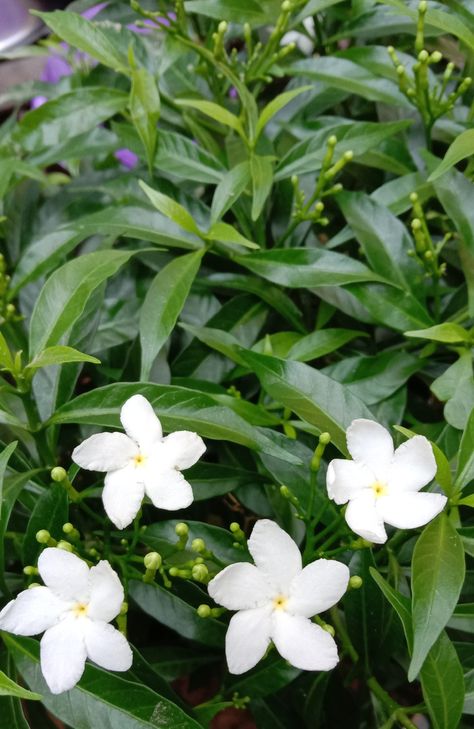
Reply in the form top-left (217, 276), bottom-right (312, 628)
top-left (154, 130), bottom-right (224, 184)
top-left (250, 155), bottom-right (273, 221)
top-left (206, 221), bottom-right (259, 249)
top-left (129, 67), bottom-right (160, 171)
top-left (405, 323), bottom-right (471, 344)
top-left (0, 442), bottom-right (18, 526)
top-left (287, 328), bottom-right (367, 362)
top-left (139, 181), bottom-right (200, 236)
top-left (33, 10), bottom-right (128, 71)
top-left (228, 655), bottom-right (300, 699)
top-left (176, 99), bottom-right (245, 138)
top-left (238, 350), bottom-right (374, 454)
top-left (420, 631), bottom-right (465, 729)
top-left (0, 332), bottom-right (13, 371)
top-left (255, 86), bottom-right (312, 139)
top-left (25, 346), bottom-right (100, 371)
top-left (5, 635), bottom-right (202, 728)
top-left (210, 162), bottom-right (251, 224)
top-left (429, 129), bottom-right (474, 181)
top-left (369, 568), bottom-right (413, 652)
top-left (29, 250), bottom-right (136, 358)
top-left (140, 250), bottom-right (204, 380)
top-left (22, 484), bottom-right (68, 566)
top-left (409, 514), bottom-right (465, 681)
top-left (455, 408), bottom-right (474, 492)
top-left (0, 671), bottom-right (41, 700)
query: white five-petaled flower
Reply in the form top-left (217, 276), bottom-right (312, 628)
top-left (0, 548), bottom-right (132, 694)
top-left (207, 519), bottom-right (349, 674)
top-left (72, 394), bottom-right (206, 529)
top-left (326, 418), bottom-right (447, 544)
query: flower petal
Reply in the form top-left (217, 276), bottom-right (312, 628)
top-left (87, 561), bottom-right (124, 622)
top-left (72, 432), bottom-right (137, 472)
top-left (40, 617), bottom-right (87, 694)
top-left (345, 492), bottom-right (387, 544)
top-left (378, 492), bottom-right (447, 530)
top-left (271, 612), bottom-right (339, 671)
top-left (84, 620), bottom-right (132, 671)
top-left (388, 436), bottom-right (437, 493)
top-left (144, 468), bottom-right (194, 511)
top-left (247, 520), bottom-right (302, 593)
top-left (38, 548), bottom-right (90, 602)
top-left (287, 559), bottom-right (350, 618)
top-left (347, 419), bottom-right (393, 474)
top-left (208, 563), bottom-right (273, 611)
top-left (326, 459), bottom-right (374, 505)
top-left (102, 465), bottom-right (145, 530)
top-left (120, 394), bottom-right (162, 449)
top-left (0, 587), bottom-right (65, 635)
top-left (162, 431), bottom-right (206, 470)
top-left (225, 607), bottom-right (272, 674)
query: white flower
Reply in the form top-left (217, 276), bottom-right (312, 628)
top-left (72, 394), bottom-right (206, 529)
top-left (0, 548), bottom-right (132, 694)
top-left (326, 418), bottom-right (447, 544)
top-left (281, 17), bottom-right (315, 56)
top-left (207, 519), bottom-right (349, 675)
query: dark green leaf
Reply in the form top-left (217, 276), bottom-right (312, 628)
top-left (420, 631), bottom-right (465, 729)
top-left (22, 484), bottom-right (68, 566)
top-left (287, 328), bottom-right (367, 362)
top-left (129, 67), bottom-right (160, 171)
top-left (428, 129), bottom-right (474, 181)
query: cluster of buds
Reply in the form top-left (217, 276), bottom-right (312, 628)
top-left (0, 254), bottom-right (19, 325)
top-left (244, 1), bottom-right (297, 84)
top-left (387, 2), bottom-right (471, 138)
top-left (409, 192), bottom-right (447, 280)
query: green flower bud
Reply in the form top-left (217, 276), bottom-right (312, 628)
top-left (62, 522), bottom-right (74, 534)
top-left (343, 150), bottom-right (353, 161)
top-left (328, 135), bottom-right (337, 147)
top-left (144, 552), bottom-right (162, 570)
top-left (418, 49), bottom-right (429, 63)
top-left (51, 466), bottom-right (67, 482)
top-left (322, 623), bottom-right (335, 637)
top-left (197, 604), bottom-right (211, 618)
top-left (175, 522), bottom-right (189, 537)
top-left (319, 432), bottom-right (331, 445)
top-left (281, 0), bottom-right (291, 11)
top-left (120, 538), bottom-right (128, 546)
top-left (411, 218), bottom-right (422, 231)
top-left (410, 192), bottom-right (418, 203)
top-left (27, 582), bottom-right (41, 589)
top-left (218, 20), bottom-right (228, 34)
top-left (430, 51), bottom-right (442, 63)
top-left (169, 567), bottom-right (179, 577)
top-left (194, 556), bottom-right (204, 564)
top-left (350, 575), bottom-right (363, 589)
top-left (192, 564), bottom-right (209, 581)
top-left (191, 538), bottom-right (206, 553)
top-left (23, 565), bottom-right (39, 576)
top-left (36, 529), bottom-right (52, 545)
top-left (57, 540), bottom-right (73, 552)
top-left (120, 601), bottom-right (128, 615)
top-left (229, 522), bottom-right (241, 533)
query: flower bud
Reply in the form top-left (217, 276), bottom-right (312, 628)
top-left (36, 529), bottom-right (55, 546)
top-left (191, 538), bottom-right (206, 553)
top-left (418, 0), bottom-right (427, 12)
top-left (144, 552), bottom-right (162, 570)
top-left (197, 604), bottom-right (211, 618)
top-left (418, 49), bottom-right (429, 63)
top-left (328, 135), bottom-right (337, 147)
top-left (120, 602), bottom-right (128, 615)
top-left (319, 432), bottom-right (331, 445)
top-left (51, 466), bottom-right (67, 482)
top-left (175, 522), bottom-right (189, 537)
top-left (23, 565), bottom-right (39, 576)
top-left (27, 582), bottom-right (41, 589)
top-left (57, 540), bottom-right (73, 552)
top-left (192, 564), bottom-right (209, 581)
top-left (281, 0), bottom-right (291, 11)
top-left (218, 20), bottom-right (228, 34)
top-left (322, 623), bottom-right (335, 637)
top-left (430, 51), bottom-right (442, 63)
top-left (349, 575), bottom-right (363, 589)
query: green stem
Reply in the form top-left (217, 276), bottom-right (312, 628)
top-left (367, 677), bottom-right (418, 729)
top-left (329, 606), bottom-right (358, 663)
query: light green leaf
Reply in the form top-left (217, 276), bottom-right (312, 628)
top-left (409, 514), bottom-right (465, 681)
top-left (255, 86), bottom-right (312, 139)
top-left (210, 162), bottom-right (251, 224)
top-left (206, 221), bottom-right (259, 249)
top-left (287, 328), bottom-right (367, 362)
top-left (129, 67), bottom-right (160, 171)
top-left (454, 408), bottom-right (474, 492)
top-left (29, 250), bottom-right (136, 359)
top-left (0, 331), bottom-right (14, 370)
top-left (25, 346), bottom-right (100, 372)
top-left (428, 129), bottom-right (474, 181)
top-left (176, 99), bottom-right (245, 139)
top-left (139, 181), bottom-right (201, 236)
top-left (405, 323), bottom-right (471, 344)
top-left (140, 251), bottom-right (204, 380)
top-left (250, 155), bottom-right (273, 222)
top-left (0, 671), bottom-right (41, 700)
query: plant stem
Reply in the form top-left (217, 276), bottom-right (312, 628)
top-left (367, 677), bottom-right (419, 729)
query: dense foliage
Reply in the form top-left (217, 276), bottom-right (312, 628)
top-left (0, 0), bottom-right (473, 727)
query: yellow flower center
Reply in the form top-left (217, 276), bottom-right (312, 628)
top-left (273, 595), bottom-right (288, 610)
top-left (72, 602), bottom-right (89, 617)
top-left (133, 454), bottom-right (146, 467)
top-left (372, 481), bottom-right (388, 498)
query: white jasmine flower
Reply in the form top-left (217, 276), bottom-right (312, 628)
top-left (72, 394), bottom-right (206, 529)
top-left (0, 548), bottom-right (132, 694)
top-left (326, 418), bottom-right (447, 544)
top-left (281, 17), bottom-right (315, 56)
top-left (207, 519), bottom-right (349, 674)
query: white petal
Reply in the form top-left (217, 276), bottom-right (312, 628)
top-left (345, 492), bottom-right (387, 544)
top-left (84, 620), bottom-right (132, 671)
top-left (287, 559), bottom-right (350, 618)
top-left (347, 419), bottom-right (394, 474)
top-left (208, 563), bottom-right (273, 611)
top-left (38, 548), bottom-right (90, 602)
top-left (271, 612), bottom-right (338, 671)
top-left (40, 616), bottom-right (87, 694)
top-left (162, 431), bottom-right (206, 470)
top-left (87, 561), bottom-right (124, 622)
top-left (120, 394), bottom-right (162, 449)
top-left (72, 432), bottom-right (137, 472)
top-left (102, 465), bottom-right (145, 530)
top-left (0, 587), bottom-right (65, 635)
top-left (225, 607), bottom-right (272, 674)
top-left (326, 459), bottom-right (374, 505)
top-left (248, 520), bottom-right (302, 593)
top-left (144, 468), bottom-right (194, 511)
top-left (388, 436), bottom-right (437, 493)
top-left (378, 492), bottom-right (447, 530)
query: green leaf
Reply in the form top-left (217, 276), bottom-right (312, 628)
top-left (13, 88), bottom-right (128, 153)
top-left (206, 221), bottom-right (259, 249)
top-left (140, 251), bottom-right (204, 380)
top-left (428, 129), bottom-right (474, 181)
top-left (129, 67), bottom-right (160, 171)
top-left (184, 0), bottom-right (272, 26)
top-left (287, 328), bottom-right (367, 362)
top-left (369, 568), bottom-right (413, 652)
top-left (210, 162), bottom-right (251, 224)
top-left (48, 383), bottom-right (302, 464)
top-left (29, 250), bottom-right (137, 359)
top-left (405, 323), bottom-right (471, 344)
top-left (33, 10), bottom-right (128, 71)
top-left (0, 442), bottom-right (18, 527)
top-left (5, 634), bottom-right (203, 728)
top-left (0, 332), bottom-right (13, 371)
top-left (129, 580), bottom-right (225, 647)
top-left (420, 631), bottom-right (465, 729)
top-left (234, 248), bottom-right (387, 287)
top-left (25, 346), bottom-right (100, 372)
top-left (176, 99), bottom-right (246, 139)
top-left (409, 514), bottom-right (465, 681)
top-left (22, 484), bottom-right (68, 566)
top-left (179, 324), bottom-right (245, 366)
top-left (345, 281), bottom-right (434, 331)
top-left (454, 408), bottom-right (474, 492)
top-left (237, 350), bottom-right (374, 454)
top-left (228, 655), bottom-right (300, 699)
top-left (139, 181), bottom-right (200, 236)
top-left (250, 155), bottom-right (273, 222)
top-left (153, 130), bottom-right (224, 184)
top-left (0, 671), bottom-right (41, 700)
top-left (255, 86), bottom-right (312, 139)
